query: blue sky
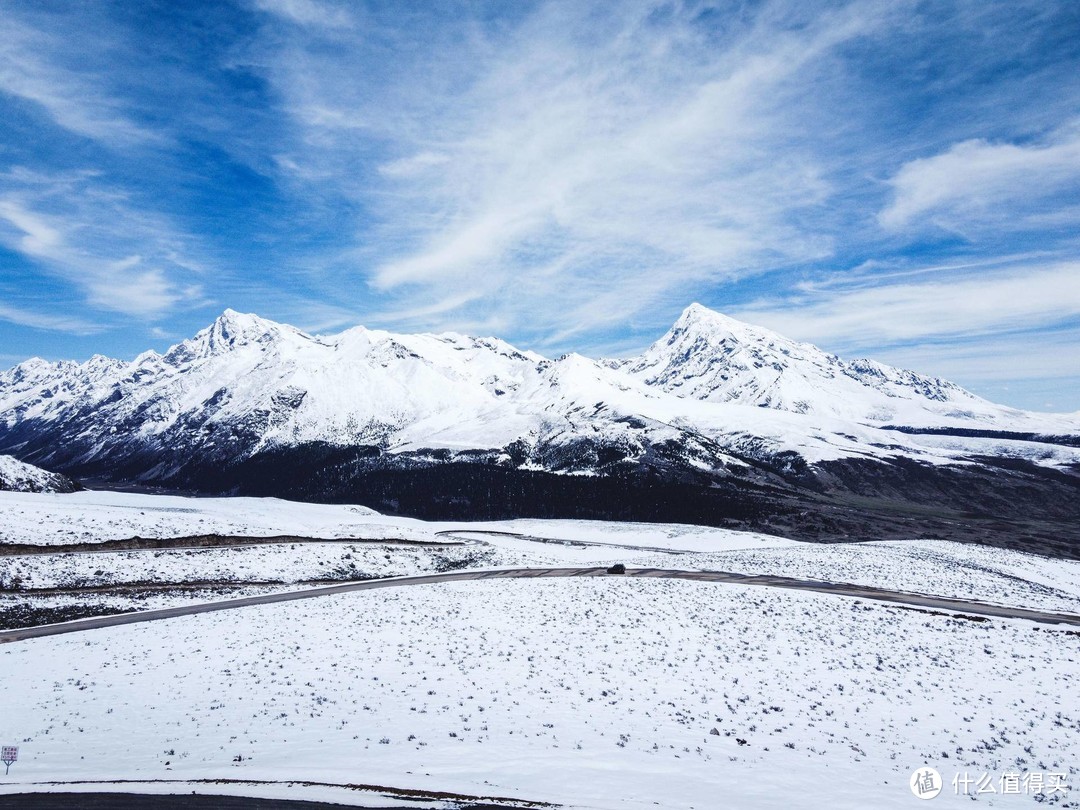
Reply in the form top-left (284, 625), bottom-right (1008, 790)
top-left (1, 0), bottom-right (1079, 410)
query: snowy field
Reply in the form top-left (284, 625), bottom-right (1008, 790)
top-left (448, 520), bottom-right (1080, 612)
top-left (447, 517), bottom-right (800, 552)
top-left (6, 494), bottom-right (1080, 614)
top-left (1, 578), bottom-right (1077, 809)
top-left (4, 490), bottom-right (1080, 624)
top-left (0, 490), bottom-right (440, 546)
top-left (2, 489), bottom-right (1079, 807)
top-left (1, 542), bottom-right (507, 591)
top-left (625, 540), bottom-right (1080, 613)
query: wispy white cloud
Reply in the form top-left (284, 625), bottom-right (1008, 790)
top-left (869, 328), bottom-right (1080, 412)
top-left (0, 301), bottom-right (103, 335)
top-left (870, 330), bottom-right (1080, 385)
top-left (285, 300), bottom-right (363, 334)
top-left (731, 260), bottom-right (1080, 351)
top-left (879, 125), bottom-right (1080, 232)
top-left (375, 6), bottom-right (870, 285)
top-left (0, 172), bottom-right (206, 319)
top-left (251, 0), bottom-right (355, 31)
top-left (377, 151), bottom-right (451, 179)
top-left (724, 258), bottom-right (1080, 403)
top-left (0, 15), bottom-right (158, 144)
top-left (253, 0), bottom-right (899, 337)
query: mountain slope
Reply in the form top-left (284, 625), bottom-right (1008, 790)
top-left (0, 455), bottom-right (79, 493)
top-left (3, 307), bottom-right (1076, 469)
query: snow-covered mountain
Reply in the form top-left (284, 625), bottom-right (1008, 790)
top-left (0, 310), bottom-right (529, 457)
top-left (0, 305), bottom-right (1077, 531)
top-left (0, 454), bottom-right (78, 493)
top-left (612, 303), bottom-right (1060, 430)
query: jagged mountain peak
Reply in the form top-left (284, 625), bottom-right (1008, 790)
top-left (2, 356), bottom-right (62, 383)
top-left (83, 354), bottom-right (126, 372)
top-left (671, 303), bottom-right (827, 355)
top-left (676, 301), bottom-right (714, 322)
top-left (0, 354), bottom-right (123, 397)
top-left (676, 301), bottom-right (749, 329)
top-left (619, 305), bottom-right (1000, 423)
top-left (163, 309), bottom-right (314, 364)
top-left (208, 308), bottom-right (298, 342)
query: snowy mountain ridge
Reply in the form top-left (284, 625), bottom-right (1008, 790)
top-left (0, 305), bottom-right (1077, 504)
top-left (611, 303), bottom-right (1024, 426)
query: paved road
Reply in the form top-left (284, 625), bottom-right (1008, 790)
top-left (3, 559), bottom-right (1078, 644)
top-left (0, 777), bottom-right (547, 810)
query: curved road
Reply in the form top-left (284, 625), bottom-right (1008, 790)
top-left (3, 530), bottom-right (1079, 643)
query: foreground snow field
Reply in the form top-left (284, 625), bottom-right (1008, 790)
top-left (2, 489), bottom-right (1079, 808)
top-left (2, 578), bottom-right (1077, 809)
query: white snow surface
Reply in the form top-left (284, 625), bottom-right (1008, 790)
top-left (1, 578), bottom-right (1076, 809)
top-left (446, 517), bottom-right (800, 552)
top-left (0, 542), bottom-right (510, 592)
top-left (2, 490), bottom-right (1080, 807)
top-left (0, 490), bottom-right (437, 546)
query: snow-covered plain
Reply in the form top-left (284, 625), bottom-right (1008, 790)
top-left (1, 542), bottom-right (502, 591)
top-left (1, 578), bottom-right (1077, 809)
top-left (2, 490), bottom-right (1079, 808)
top-left (638, 540), bottom-right (1080, 614)
top-left (450, 517), bottom-right (801, 552)
top-left (433, 519), bottom-right (1080, 612)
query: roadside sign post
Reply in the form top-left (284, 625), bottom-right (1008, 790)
top-left (1, 746), bottom-right (16, 775)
